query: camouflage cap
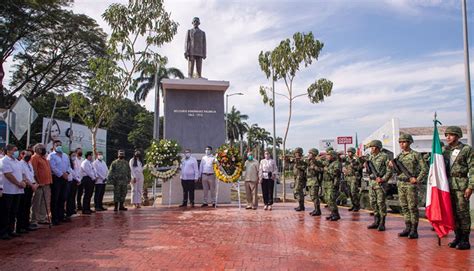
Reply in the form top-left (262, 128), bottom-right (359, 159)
top-left (326, 150), bottom-right (338, 159)
top-left (294, 147), bottom-right (304, 154)
top-left (445, 126), bottom-right (463, 138)
top-left (367, 140), bottom-right (382, 149)
top-left (326, 146), bottom-right (334, 152)
top-left (309, 148), bottom-right (319, 155)
top-left (347, 147), bottom-right (356, 153)
top-left (398, 133), bottom-right (414, 143)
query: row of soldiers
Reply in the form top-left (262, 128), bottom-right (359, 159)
top-left (290, 126), bottom-right (472, 250)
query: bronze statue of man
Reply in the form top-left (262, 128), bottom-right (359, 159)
top-left (185, 17), bottom-right (206, 78)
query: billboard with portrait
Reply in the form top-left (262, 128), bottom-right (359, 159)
top-left (42, 118), bottom-right (107, 158)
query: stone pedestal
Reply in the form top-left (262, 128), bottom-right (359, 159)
top-left (160, 78), bottom-right (230, 205)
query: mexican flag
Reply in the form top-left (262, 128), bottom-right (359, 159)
top-left (425, 120), bottom-right (455, 238)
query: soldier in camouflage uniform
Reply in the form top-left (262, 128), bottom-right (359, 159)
top-left (323, 150), bottom-right (342, 221)
top-left (108, 150), bottom-right (131, 211)
top-left (307, 148), bottom-right (324, 216)
top-left (389, 134), bottom-right (428, 239)
top-left (366, 140), bottom-right (391, 231)
top-left (443, 126), bottom-right (473, 250)
top-left (292, 147), bottom-right (307, 212)
top-left (343, 147), bottom-right (363, 212)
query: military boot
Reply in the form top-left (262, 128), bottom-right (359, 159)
top-left (119, 202), bottom-right (128, 211)
top-left (398, 222), bottom-right (411, 237)
top-left (330, 210), bottom-right (340, 221)
top-left (448, 230), bottom-right (461, 248)
top-left (312, 204), bottom-right (321, 216)
top-left (408, 223), bottom-right (418, 239)
top-left (348, 206), bottom-right (354, 212)
top-left (377, 216), bottom-right (386, 231)
top-left (295, 201), bottom-right (305, 212)
top-left (114, 202), bottom-right (119, 212)
top-left (367, 215), bottom-right (380, 229)
top-left (456, 232), bottom-right (471, 250)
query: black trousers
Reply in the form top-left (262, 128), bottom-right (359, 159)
top-left (66, 180), bottom-right (78, 216)
top-left (261, 179), bottom-right (274, 205)
top-left (0, 194), bottom-right (20, 235)
top-left (94, 183), bottom-right (106, 209)
top-left (51, 176), bottom-right (67, 223)
top-left (81, 176), bottom-right (95, 211)
top-left (76, 182), bottom-right (84, 208)
top-left (181, 180), bottom-right (195, 204)
top-left (17, 187), bottom-right (33, 230)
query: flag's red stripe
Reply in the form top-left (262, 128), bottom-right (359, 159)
top-left (426, 187), bottom-right (455, 238)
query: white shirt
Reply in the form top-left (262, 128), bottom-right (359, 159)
top-left (180, 157), bottom-right (199, 180)
top-left (129, 158), bottom-right (144, 180)
top-left (93, 159), bottom-right (108, 184)
top-left (259, 158), bottom-right (278, 180)
top-left (199, 155), bottom-right (215, 175)
top-left (0, 154), bottom-right (4, 189)
top-left (1, 156), bottom-right (24, 194)
top-left (81, 159), bottom-right (96, 180)
top-left (72, 157), bottom-right (84, 181)
top-left (20, 160), bottom-right (35, 185)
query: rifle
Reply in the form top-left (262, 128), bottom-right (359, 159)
top-left (366, 160), bottom-right (382, 180)
top-left (391, 158), bottom-right (415, 181)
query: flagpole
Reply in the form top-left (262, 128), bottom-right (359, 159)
top-left (462, 0), bottom-right (473, 146)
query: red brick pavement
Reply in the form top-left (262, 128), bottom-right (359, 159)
top-left (0, 203), bottom-right (472, 270)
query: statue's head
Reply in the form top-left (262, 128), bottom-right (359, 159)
top-left (192, 17), bottom-right (200, 27)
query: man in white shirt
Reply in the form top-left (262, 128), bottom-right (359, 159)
top-left (80, 151), bottom-right (96, 214)
top-left (0, 144), bottom-right (26, 240)
top-left (74, 148), bottom-right (85, 211)
top-left (199, 146), bottom-right (216, 207)
top-left (180, 149), bottom-right (199, 207)
top-left (93, 151), bottom-right (108, 211)
top-left (16, 150), bottom-right (39, 233)
top-left (66, 150), bottom-right (81, 217)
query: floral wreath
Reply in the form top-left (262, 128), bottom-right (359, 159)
top-left (213, 144), bottom-right (243, 183)
top-left (144, 139), bottom-right (181, 181)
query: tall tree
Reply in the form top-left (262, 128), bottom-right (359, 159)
top-left (226, 106), bottom-right (249, 146)
top-left (258, 32), bottom-right (333, 201)
top-left (0, 0), bottom-right (105, 107)
top-left (128, 112), bottom-right (154, 150)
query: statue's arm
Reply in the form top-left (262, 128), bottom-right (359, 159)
top-left (203, 31), bottom-right (206, 59)
top-left (184, 29), bottom-right (190, 58)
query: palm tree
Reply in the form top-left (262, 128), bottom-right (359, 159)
top-left (134, 62), bottom-right (184, 102)
top-left (247, 124), bottom-right (271, 160)
top-left (226, 106), bottom-right (249, 147)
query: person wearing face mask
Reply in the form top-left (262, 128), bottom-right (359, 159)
top-left (244, 152), bottom-right (259, 210)
top-left (93, 151), bottom-right (108, 211)
top-left (108, 150), bottom-right (131, 211)
top-left (74, 148), bottom-right (85, 211)
top-left (180, 149), bottom-right (199, 207)
top-left (199, 146), bottom-right (216, 207)
top-left (0, 144), bottom-right (26, 239)
top-left (47, 140), bottom-right (72, 225)
top-left (80, 152), bottom-right (96, 215)
top-left (259, 150), bottom-right (278, 211)
top-left (30, 143), bottom-right (53, 227)
top-left (129, 150), bottom-right (144, 209)
top-left (66, 151), bottom-right (80, 217)
top-left (16, 150), bottom-right (39, 233)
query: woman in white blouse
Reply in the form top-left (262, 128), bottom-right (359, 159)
top-left (129, 150), bottom-right (144, 208)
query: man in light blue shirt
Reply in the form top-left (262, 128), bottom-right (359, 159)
top-left (47, 140), bottom-right (71, 225)
top-left (179, 149), bottom-right (199, 208)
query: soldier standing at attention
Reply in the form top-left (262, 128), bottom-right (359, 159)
top-left (108, 150), bottom-right (131, 212)
top-left (292, 148), bottom-right (307, 212)
top-left (366, 140), bottom-right (391, 231)
top-left (307, 148), bottom-right (323, 216)
top-left (323, 150), bottom-right (342, 221)
top-left (443, 126), bottom-right (473, 250)
top-left (343, 147), bottom-right (363, 212)
top-left (389, 134), bottom-right (427, 239)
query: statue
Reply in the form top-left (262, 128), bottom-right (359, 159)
top-left (185, 17), bottom-right (206, 78)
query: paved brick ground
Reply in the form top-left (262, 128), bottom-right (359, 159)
top-left (0, 203), bottom-right (472, 270)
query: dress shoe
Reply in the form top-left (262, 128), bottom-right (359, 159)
top-left (212, 203), bottom-right (216, 208)
top-left (268, 205), bottom-right (272, 211)
top-left (0, 233), bottom-right (12, 240)
top-left (9, 232), bottom-right (21, 238)
top-left (246, 206), bottom-right (252, 210)
top-left (201, 204), bottom-right (208, 207)
top-left (178, 203), bottom-right (187, 207)
top-left (17, 229), bottom-right (28, 234)
top-left (82, 210), bottom-right (92, 215)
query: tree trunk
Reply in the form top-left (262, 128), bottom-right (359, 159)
top-left (143, 187), bottom-right (149, 206)
top-left (91, 127), bottom-right (98, 158)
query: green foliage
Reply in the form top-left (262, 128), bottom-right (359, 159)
top-left (128, 112), bottom-right (153, 150)
top-left (102, 0), bottom-right (178, 96)
top-left (1, 0), bottom-right (106, 107)
top-left (226, 106), bottom-right (249, 145)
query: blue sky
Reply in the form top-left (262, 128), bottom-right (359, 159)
top-left (5, 0), bottom-right (472, 151)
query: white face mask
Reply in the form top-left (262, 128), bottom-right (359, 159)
top-left (205, 149), bottom-right (211, 155)
top-left (185, 153), bottom-right (191, 158)
top-left (98, 155), bottom-right (104, 160)
top-left (264, 154), bottom-right (270, 159)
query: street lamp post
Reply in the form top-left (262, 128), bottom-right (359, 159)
top-left (225, 93), bottom-right (244, 143)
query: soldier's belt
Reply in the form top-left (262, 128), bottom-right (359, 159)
top-left (451, 172), bottom-right (468, 178)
